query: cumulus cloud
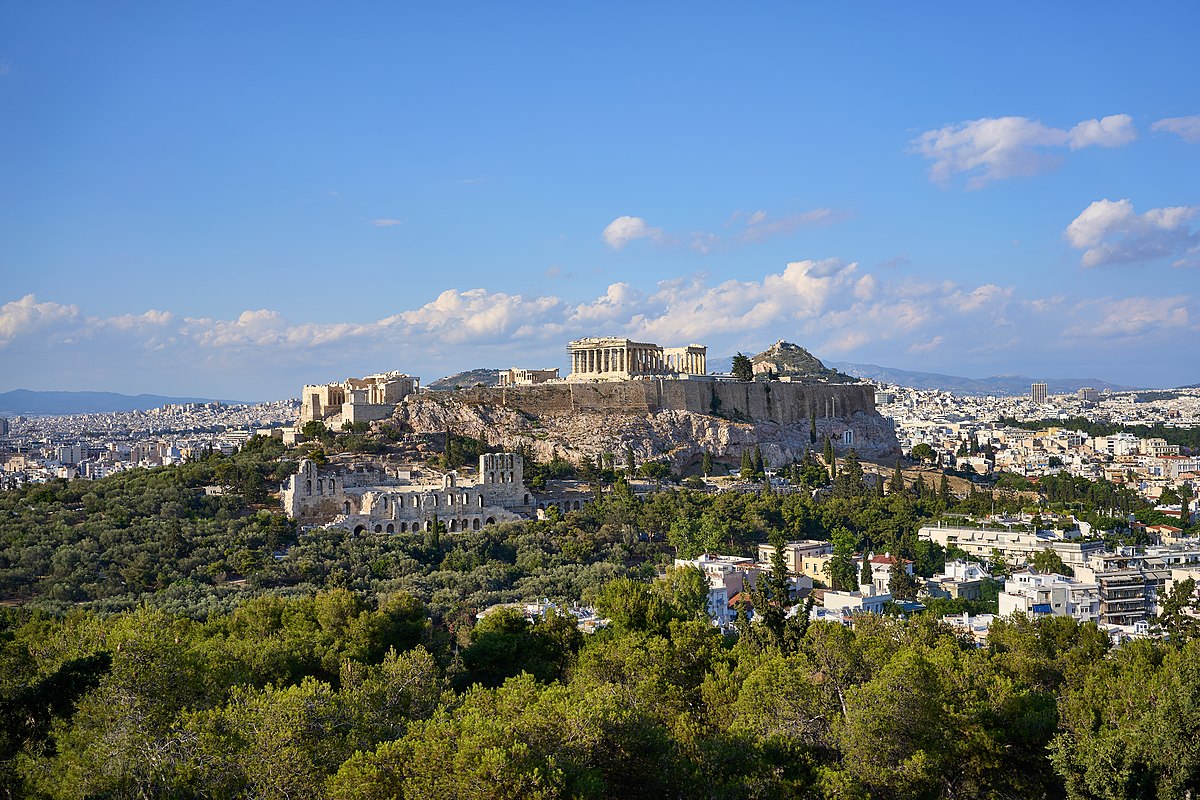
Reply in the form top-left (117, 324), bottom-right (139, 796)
top-left (913, 114), bottom-right (1135, 187)
top-left (1066, 115), bottom-right (1137, 149)
top-left (0, 295), bottom-right (80, 346)
top-left (1065, 198), bottom-right (1200, 268)
top-left (1152, 115), bottom-right (1200, 143)
top-left (398, 288), bottom-right (563, 343)
top-left (602, 216), bottom-right (665, 249)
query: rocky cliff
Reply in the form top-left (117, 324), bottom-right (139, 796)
top-left (389, 391), bottom-right (898, 473)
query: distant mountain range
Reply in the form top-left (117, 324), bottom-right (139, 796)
top-left (824, 363), bottom-right (1137, 396)
top-left (0, 389), bottom-right (235, 416)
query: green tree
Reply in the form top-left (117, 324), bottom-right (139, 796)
top-left (732, 352), bottom-right (754, 382)
top-left (1032, 548), bottom-right (1073, 577)
top-left (701, 450), bottom-right (713, 477)
top-left (910, 443), bottom-right (935, 462)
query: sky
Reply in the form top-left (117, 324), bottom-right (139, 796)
top-left (1, 2), bottom-right (1198, 399)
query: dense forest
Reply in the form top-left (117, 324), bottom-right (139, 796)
top-left (1, 439), bottom-right (1196, 798)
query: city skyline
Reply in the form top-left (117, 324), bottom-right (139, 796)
top-left (2, 3), bottom-right (1198, 398)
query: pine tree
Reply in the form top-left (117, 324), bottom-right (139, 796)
top-left (740, 448), bottom-right (754, 479)
top-left (753, 445), bottom-right (765, 480)
top-left (732, 352), bottom-right (754, 382)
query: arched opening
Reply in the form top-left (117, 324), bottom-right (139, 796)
top-left (400, 522), bottom-right (408, 532)
top-left (385, 523), bottom-right (394, 533)
top-left (524, 493), bottom-right (530, 504)
top-left (573, 500), bottom-right (581, 510)
top-left (449, 519), bottom-right (459, 531)
top-left (382, 496), bottom-right (388, 511)
top-left (373, 524), bottom-right (382, 533)
top-left (425, 521), bottom-right (433, 532)
top-left (485, 517), bottom-right (496, 525)
top-left (353, 525), bottom-right (366, 535)
top-left (343, 501), bottom-right (351, 515)
top-left (472, 518), bottom-right (481, 530)
top-left (306, 479), bottom-right (312, 496)
top-left (317, 479), bottom-right (323, 494)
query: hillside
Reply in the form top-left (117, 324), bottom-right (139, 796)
top-left (426, 368), bottom-right (502, 391)
top-left (391, 391), bottom-right (899, 474)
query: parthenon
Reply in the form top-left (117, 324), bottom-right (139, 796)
top-left (567, 337), bottom-right (707, 381)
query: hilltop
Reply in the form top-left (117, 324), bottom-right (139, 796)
top-left (749, 341), bottom-right (857, 383)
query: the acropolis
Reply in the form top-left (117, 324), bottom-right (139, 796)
top-left (567, 337), bottom-right (707, 382)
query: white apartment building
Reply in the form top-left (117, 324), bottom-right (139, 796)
top-left (999, 570), bottom-right (1100, 624)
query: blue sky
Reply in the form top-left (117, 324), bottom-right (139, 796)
top-left (2, 2), bottom-right (1198, 399)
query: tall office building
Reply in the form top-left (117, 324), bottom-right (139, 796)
top-left (1031, 383), bottom-right (1048, 404)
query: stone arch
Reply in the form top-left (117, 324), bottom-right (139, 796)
top-left (386, 523), bottom-right (394, 533)
top-left (374, 524), bottom-right (382, 533)
top-left (381, 496), bottom-right (388, 511)
top-left (353, 525), bottom-right (366, 535)
top-left (573, 500), bottom-right (581, 510)
top-left (524, 493), bottom-right (530, 505)
top-left (472, 518), bottom-right (481, 530)
top-left (485, 517), bottom-right (496, 525)
top-left (343, 501), bottom-right (351, 515)
top-left (306, 479), bottom-right (312, 495)
top-left (400, 522), bottom-right (408, 532)
top-left (449, 519), bottom-right (459, 532)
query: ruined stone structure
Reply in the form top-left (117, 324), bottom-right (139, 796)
top-left (299, 371), bottom-right (419, 427)
top-left (567, 337), bottom-right (707, 381)
top-left (281, 452), bottom-right (533, 534)
top-left (498, 367), bottom-right (560, 387)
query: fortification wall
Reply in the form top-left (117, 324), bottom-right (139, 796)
top-left (455, 379), bottom-right (874, 423)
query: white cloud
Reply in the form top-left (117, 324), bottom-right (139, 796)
top-left (908, 335), bottom-right (944, 353)
top-left (370, 218), bottom-right (403, 227)
top-left (0, 295), bottom-right (80, 347)
top-left (740, 208), bottom-right (838, 242)
top-left (1066, 114), bottom-right (1136, 149)
top-left (602, 216), bottom-right (665, 249)
top-left (1064, 296), bottom-right (1191, 339)
top-left (398, 288), bottom-right (563, 343)
top-left (913, 114), bottom-right (1135, 187)
top-left (1152, 115), bottom-right (1200, 143)
top-left (1065, 198), bottom-right (1200, 267)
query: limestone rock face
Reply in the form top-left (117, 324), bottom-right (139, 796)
top-left (391, 392), bottom-right (898, 473)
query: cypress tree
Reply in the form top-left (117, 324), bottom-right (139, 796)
top-left (860, 554), bottom-right (873, 587)
top-left (890, 459), bottom-right (904, 494)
